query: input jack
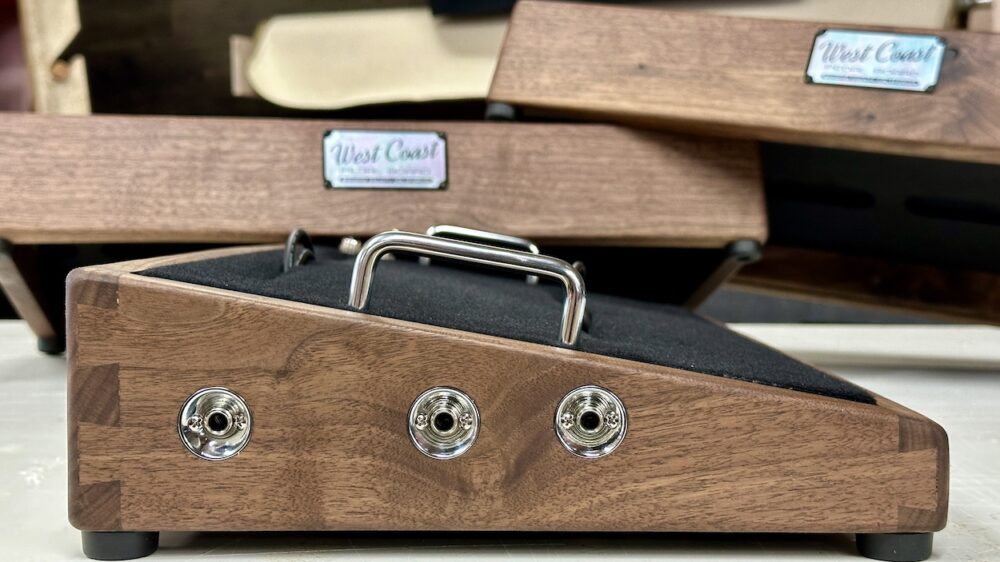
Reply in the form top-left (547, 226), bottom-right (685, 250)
top-left (555, 385), bottom-right (627, 458)
top-left (178, 387), bottom-right (252, 461)
top-left (408, 387), bottom-right (479, 459)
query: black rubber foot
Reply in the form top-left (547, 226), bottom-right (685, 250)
top-left (485, 102), bottom-right (518, 121)
top-left (856, 533), bottom-right (933, 562)
top-left (37, 336), bottom-right (65, 355)
top-left (726, 239), bottom-right (763, 265)
top-left (82, 532), bottom-right (159, 560)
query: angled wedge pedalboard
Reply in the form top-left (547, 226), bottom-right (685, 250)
top-left (67, 227), bottom-right (947, 561)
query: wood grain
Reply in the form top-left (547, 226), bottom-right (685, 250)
top-left (489, 1), bottom-right (1000, 164)
top-left (67, 247), bottom-right (946, 534)
top-left (733, 246), bottom-right (1000, 323)
top-left (0, 113), bottom-right (765, 247)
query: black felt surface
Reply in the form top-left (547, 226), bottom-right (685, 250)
top-left (141, 247), bottom-right (874, 404)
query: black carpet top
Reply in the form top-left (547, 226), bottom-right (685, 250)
top-left (141, 247), bottom-right (874, 404)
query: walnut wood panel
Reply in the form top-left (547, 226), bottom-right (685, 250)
top-left (733, 246), bottom-right (1000, 323)
top-left (67, 247), bottom-right (946, 534)
top-left (489, 1), bottom-right (1000, 165)
top-left (0, 113), bottom-right (765, 247)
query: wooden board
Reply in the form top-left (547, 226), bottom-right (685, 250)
top-left (67, 247), bottom-right (946, 534)
top-left (489, 1), bottom-right (1000, 165)
top-left (733, 246), bottom-right (1000, 324)
top-left (0, 113), bottom-right (765, 247)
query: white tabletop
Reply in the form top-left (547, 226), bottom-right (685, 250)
top-left (1, 319), bottom-right (997, 561)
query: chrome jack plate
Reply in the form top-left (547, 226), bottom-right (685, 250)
top-left (408, 387), bottom-right (480, 459)
top-left (555, 385), bottom-right (627, 458)
top-left (178, 387), bottom-right (252, 461)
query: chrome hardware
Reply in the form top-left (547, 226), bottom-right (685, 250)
top-left (338, 236), bottom-right (363, 256)
top-left (408, 387), bottom-right (480, 459)
top-left (555, 385), bottom-right (627, 458)
top-left (349, 230), bottom-right (586, 345)
top-left (178, 387), bottom-right (252, 461)
top-left (421, 225), bottom-right (541, 284)
top-left (283, 228), bottom-right (315, 272)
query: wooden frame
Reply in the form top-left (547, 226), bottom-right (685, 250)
top-left (488, 1), bottom-right (1000, 165)
top-left (0, 241), bottom-right (57, 344)
top-left (67, 246), bottom-right (947, 557)
top-left (17, 0), bottom-right (91, 115)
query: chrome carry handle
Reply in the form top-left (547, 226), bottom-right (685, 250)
top-left (348, 231), bottom-right (587, 346)
top-left (421, 225), bottom-right (541, 284)
top-left (424, 225), bottom-right (540, 254)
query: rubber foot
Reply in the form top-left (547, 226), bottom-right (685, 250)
top-left (485, 102), bottom-right (518, 121)
top-left (856, 533), bottom-right (933, 562)
top-left (82, 531), bottom-right (159, 560)
top-left (37, 336), bottom-right (65, 355)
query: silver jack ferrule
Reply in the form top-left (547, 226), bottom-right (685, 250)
top-left (178, 387), bottom-right (252, 461)
top-left (408, 387), bottom-right (479, 459)
top-left (555, 385), bottom-right (627, 458)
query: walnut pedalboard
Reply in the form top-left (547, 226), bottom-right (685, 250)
top-left (489, 0), bottom-right (1000, 164)
top-left (487, 0), bottom-right (1000, 324)
top-left (67, 227), bottom-right (947, 561)
top-left (0, 113), bottom-right (764, 354)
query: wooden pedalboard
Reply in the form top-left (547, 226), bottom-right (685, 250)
top-left (0, 112), bottom-right (764, 353)
top-left (0, 113), bottom-right (764, 246)
top-left (488, 1), bottom-right (1000, 165)
top-left (67, 244), bottom-right (947, 561)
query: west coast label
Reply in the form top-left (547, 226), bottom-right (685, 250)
top-left (323, 129), bottom-right (448, 189)
top-left (805, 29), bottom-right (946, 93)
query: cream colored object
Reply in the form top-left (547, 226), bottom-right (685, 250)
top-left (16, 0), bottom-right (90, 114)
top-left (246, 8), bottom-right (507, 110)
top-left (665, 0), bottom-right (958, 29)
top-left (229, 35), bottom-right (259, 98)
top-left (966, 4), bottom-right (999, 32)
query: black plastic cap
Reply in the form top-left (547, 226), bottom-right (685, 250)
top-left (856, 533), bottom-right (933, 562)
top-left (37, 336), bottom-right (65, 355)
top-left (82, 532), bottom-right (158, 561)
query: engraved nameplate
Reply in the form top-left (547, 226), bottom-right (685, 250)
top-left (806, 29), bottom-right (946, 93)
top-left (323, 130), bottom-right (448, 189)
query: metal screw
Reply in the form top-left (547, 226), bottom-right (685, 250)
top-left (459, 412), bottom-right (474, 430)
top-left (186, 414), bottom-right (204, 434)
top-left (560, 412), bottom-right (575, 429)
top-left (338, 236), bottom-right (362, 256)
top-left (415, 412), bottom-right (429, 430)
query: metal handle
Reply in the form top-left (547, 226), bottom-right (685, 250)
top-left (349, 231), bottom-right (587, 345)
top-left (422, 225), bottom-right (540, 284)
top-left (424, 225), bottom-right (540, 254)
